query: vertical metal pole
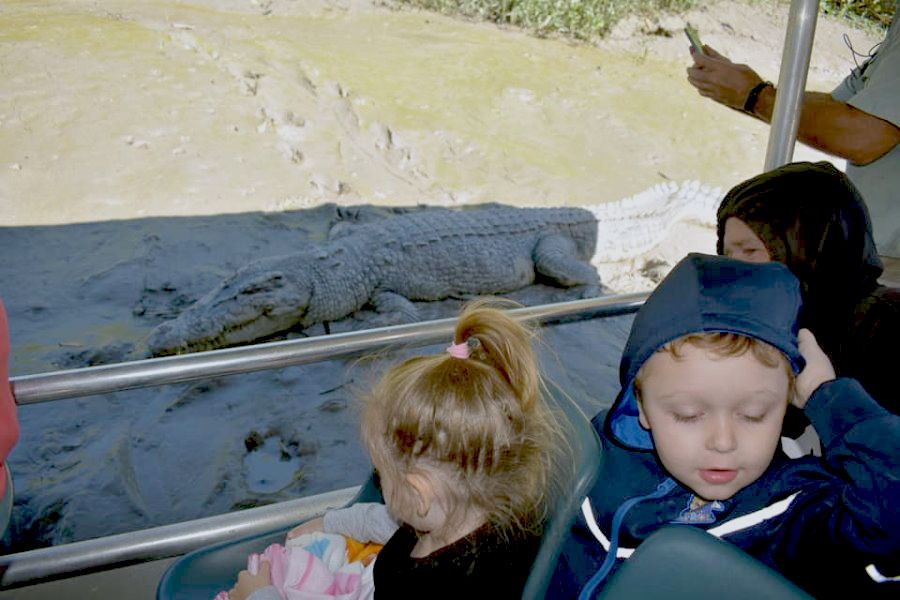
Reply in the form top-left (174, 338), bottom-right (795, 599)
top-left (765, 0), bottom-right (819, 171)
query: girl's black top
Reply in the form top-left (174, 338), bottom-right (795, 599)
top-left (373, 522), bottom-right (540, 599)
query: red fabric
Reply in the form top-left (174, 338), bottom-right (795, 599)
top-left (0, 299), bottom-right (20, 497)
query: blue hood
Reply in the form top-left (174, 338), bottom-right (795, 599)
top-left (607, 253), bottom-right (805, 450)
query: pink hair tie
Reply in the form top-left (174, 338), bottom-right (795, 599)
top-left (446, 341), bottom-right (470, 359)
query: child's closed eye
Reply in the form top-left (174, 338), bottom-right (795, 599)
top-left (672, 412), bottom-right (703, 423)
top-left (739, 412), bottom-right (768, 423)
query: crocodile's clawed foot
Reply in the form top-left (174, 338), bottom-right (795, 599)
top-left (368, 290), bottom-right (420, 327)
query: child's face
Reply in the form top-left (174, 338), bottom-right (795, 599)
top-left (637, 343), bottom-right (789, 501)
top-left (722, 217), bottom-right (771, 263)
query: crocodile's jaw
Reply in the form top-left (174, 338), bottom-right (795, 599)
top-left (148, 310), bottom-right (304, 355)
top-left (147, 263), bottom-right (311, 356)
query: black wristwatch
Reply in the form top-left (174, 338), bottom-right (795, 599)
top-left (743, 81), bottom-right (773, 114)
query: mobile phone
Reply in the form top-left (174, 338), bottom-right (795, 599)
top-left (685, 24), bottom-right (704, 54)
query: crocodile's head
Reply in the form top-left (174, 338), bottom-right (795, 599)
top-left (147, 257), bottom-right (312, 356)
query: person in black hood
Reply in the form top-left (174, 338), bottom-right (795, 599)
top-left (718, 161), bottom-right (899, 417)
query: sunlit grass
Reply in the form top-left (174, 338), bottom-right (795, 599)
top-left (394, 1), bottom-right (894, 40)
top-left (820, 0), bottom-right (895, 28)
top-left (394, 0), bottom-right (700, 40)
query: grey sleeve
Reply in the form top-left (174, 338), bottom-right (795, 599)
top-left (322, 503), bottom-right (399, 545)
top-left (247, 586), bottom-right (282, 600)
top-left (831, 67), bottom-right (861, 102)
top-left (832, 17), bottom-right (900, 126)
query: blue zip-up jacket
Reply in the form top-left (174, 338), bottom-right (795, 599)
top-left (550, 254), bottom-right (900, 599)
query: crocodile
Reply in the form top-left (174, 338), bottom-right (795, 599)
top-left (147, 206), bottom-right (600, 355)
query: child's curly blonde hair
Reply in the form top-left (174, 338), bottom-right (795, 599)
top-left (360, 299), bottom-right (561, 541)
top-left (635, 332), bottom-right (796, 402)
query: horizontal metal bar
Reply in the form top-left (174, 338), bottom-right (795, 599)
top-left (11, 293), bottom-right (646, 404)
top-left (0, 486), bottom-right (359, 588)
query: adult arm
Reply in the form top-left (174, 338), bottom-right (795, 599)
top-left (686, 46), bottom-right (900, 165)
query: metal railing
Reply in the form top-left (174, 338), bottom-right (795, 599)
top-left (0, 487), bottom-right (359, 588)
top-left (11, 293), bottom-right (647, 405)
top-left (1, 293), bottom-right (646, 587)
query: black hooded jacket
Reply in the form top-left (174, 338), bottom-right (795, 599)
top-left (717, 161), bottom-right (899, 415)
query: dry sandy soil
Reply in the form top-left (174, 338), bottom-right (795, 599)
top-left (0, 0), bottom-right (882, 226)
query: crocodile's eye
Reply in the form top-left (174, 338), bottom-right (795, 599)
top-left (239, 273), bottom-right (284, 295)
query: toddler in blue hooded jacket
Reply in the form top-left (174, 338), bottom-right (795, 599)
top-left (551, 253), bottom-right (899, 599)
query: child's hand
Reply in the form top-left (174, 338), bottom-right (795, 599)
top-left (228, 559), bottom-right (271, 600)
top-left (792, 329), bottom-right (836, 410)
top-left (286, 516), bottom-right (325, 540)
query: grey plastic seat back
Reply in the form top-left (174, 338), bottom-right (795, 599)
top-left (522, 383), bottom-right (603, 599)
top-left (596, 525), bottom-right (814, 600)
top-left (156, 477), bottom-right (383, 599)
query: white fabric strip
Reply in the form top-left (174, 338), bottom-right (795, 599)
top-left (581, 498), bottom-right (636, 558)
top-left (582, 491), bottom-right (890, 587)
top-left (706, 492), bottom-right (801, 537)
top-left (866, 564), bottom-right (900, 583)
top-left (580, 492), bottom-right (801, 559)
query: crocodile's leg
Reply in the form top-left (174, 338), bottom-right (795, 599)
top-left (370, 290), bottom-right (420, 324)
top-left (533, 234), bottom-right (601, 288)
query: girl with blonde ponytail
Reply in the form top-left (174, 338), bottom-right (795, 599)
top-left (360, 299), bottom-right (562, 597)
top-left (227, 300), bottom-right (563, 600)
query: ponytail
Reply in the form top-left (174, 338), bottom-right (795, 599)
top-left (361, 298), bottom-right (560, 539)
top-left (452, 299), bottom-right (539, 413)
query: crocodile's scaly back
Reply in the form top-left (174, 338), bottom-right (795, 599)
top-left (359, 207), bottom-right (597, 300)
top-left (148, 206), bottom-right (599, 355)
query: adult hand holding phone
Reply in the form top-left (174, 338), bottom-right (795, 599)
top-left (687, 46), bottom-right (769, 112)
top-left (684, 24), bottom-right (705, 55)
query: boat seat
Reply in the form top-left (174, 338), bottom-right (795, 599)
top-left (156, 475), bottom-right (384, 599)
top-left (521, 383), bottom-right (603, 599)
top-left (595, 525), bottom-right (814, 600)
top-left (157, 382), bottom-right (603, 600)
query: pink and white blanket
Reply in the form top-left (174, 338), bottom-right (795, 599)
top-left (215, 532), bottom-right (376, 600)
